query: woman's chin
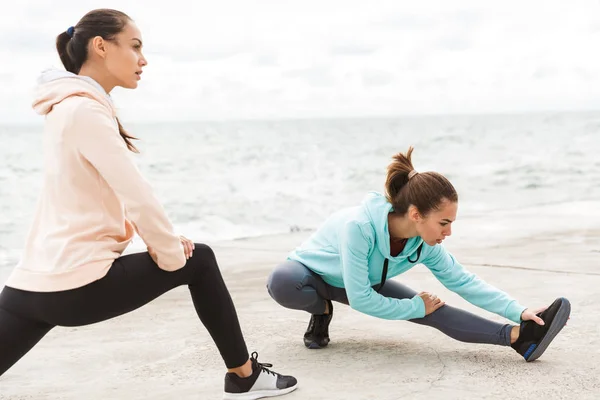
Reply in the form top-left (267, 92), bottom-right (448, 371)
top-left (118, 80), bottom-right (138, 90)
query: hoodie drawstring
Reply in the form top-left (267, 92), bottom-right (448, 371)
top-left (378, 242), bottom-right (424, 293)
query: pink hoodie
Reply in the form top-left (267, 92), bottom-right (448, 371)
top-left (5, 70), bottom-right (186, 292)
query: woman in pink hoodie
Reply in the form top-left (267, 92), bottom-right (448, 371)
top-left (0, 9), bottom-right (297, 399)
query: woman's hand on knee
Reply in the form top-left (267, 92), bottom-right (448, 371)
top-left (418, 291), bottom-right (445, 315)
top-left (179, 235), bottom-right (195, 260)
top-left (147, 236), bottom-right (196, 265)
top-left (147, 236), bottom-right (195, 265)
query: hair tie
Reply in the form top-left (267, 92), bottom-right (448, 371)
top-left (66, 26), bottom-right (75, 38)
top-left (408, 170), bottom-right (419, 180)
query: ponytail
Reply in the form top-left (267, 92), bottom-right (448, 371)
top-left (385, 147), bottom-right (458, 216)
top-left (56, 31), bottom-right (79, 73)
top-left (385, 146), bottom-right (415, 203)
top-left (116, 117), bottom-right (139, 153)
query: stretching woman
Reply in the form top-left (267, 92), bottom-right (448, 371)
top-left (268, 147), bottom-right (569, 362)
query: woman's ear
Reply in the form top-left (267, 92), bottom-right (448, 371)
top-left (407, 204), bottom-right (421, 223)
top-left (90, 36), bottom-right (107, 59)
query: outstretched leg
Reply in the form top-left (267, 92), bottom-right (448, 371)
top-left (379, 280), bottom-right (513, 345)
top-left (0, 302), bottom-right (54, 376)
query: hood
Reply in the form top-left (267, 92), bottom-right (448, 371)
top-left (32, 68), bottom-right (116, 117)
top-left (361, 191), bottom-right (424, 260)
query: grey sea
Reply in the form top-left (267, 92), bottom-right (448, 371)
top-left (1, 111), bottom-right (599, 282)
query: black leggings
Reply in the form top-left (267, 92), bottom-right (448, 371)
top-left (0, 243), bottom-right (249, 376)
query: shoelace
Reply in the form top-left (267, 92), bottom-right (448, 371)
top-left (250, 352), bottom-right (278, 377)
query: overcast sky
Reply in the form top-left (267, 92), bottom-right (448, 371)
top-left (1, 0), bottom-right (599, 123)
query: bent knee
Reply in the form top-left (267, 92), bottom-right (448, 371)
top-left (187, 243), bottom-right (219, 271)
top-left (266, 262), bottom-right (304, 303)
top-left (191, 243), bottom-right (216, 259)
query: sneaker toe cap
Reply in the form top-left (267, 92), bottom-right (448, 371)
top-left (277, 375), bottom-right (298, 389)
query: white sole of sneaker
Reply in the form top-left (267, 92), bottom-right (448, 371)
top-left (223, 384), bottom-right (298, 400)
top-left (526, 297), bottom-right (571, 362)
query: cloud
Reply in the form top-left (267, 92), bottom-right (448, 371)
top-left (330, 44), bottom-right (378, 56)
top-left (361, 69), bottom-right (394, 87)
top-left (0, 0), bottom-right (599, 123)
top-left (151, 45), bottom-right (246, 63)
top-left (283, 66), bottom-right (335, 87)
top-left (0, 29), bottom-right (53, 52)
top-left (253, 53), bottom-right (278, 66)
top-left (371, 13), bottom-right (438, 31)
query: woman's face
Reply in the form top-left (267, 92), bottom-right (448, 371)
top-left (103, 21), bottom-right (147, 89)
top-left (414, 199), bottom-right (457, 246)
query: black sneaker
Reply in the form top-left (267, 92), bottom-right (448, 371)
top-left (223, 352), bottom-right (297, 399)
top-left (511, 297), bottom-right (571, 362)
top-left (303, 300), bottom-right (333, 349)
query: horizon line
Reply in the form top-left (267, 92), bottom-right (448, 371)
top-left (2, 107), bottom-right (599, 128)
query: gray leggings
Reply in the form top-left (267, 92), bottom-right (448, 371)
top-left (267, 260), bottom-right (513, 346)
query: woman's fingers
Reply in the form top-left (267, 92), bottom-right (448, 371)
top-left (179, 236), bottom-right (194, 259)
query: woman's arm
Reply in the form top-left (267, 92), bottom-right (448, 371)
top-left (72, 100), bottom-right (186, 271)
top-left (422, 244), bottom-right (526, 323)
top-left (340, 221), bottom-right (426, 320)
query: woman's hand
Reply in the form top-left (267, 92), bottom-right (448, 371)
top-left (418, 291), bottom-right (446, 315)
top-left (521, 306), bottom-right (547, 325)
top-left (179, 235), bottom-right (195, 260)
top-left (147, 235), bottom-right (195, 265)
top-left (521, 306), bottom-right (570, 326)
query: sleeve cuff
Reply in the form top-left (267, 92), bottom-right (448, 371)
top-left (156, 242), bottom-right (186, 271)
top-left (506, 301), bottom-right (528, 324)
top-left (410, 295), bottom-right (426, 319)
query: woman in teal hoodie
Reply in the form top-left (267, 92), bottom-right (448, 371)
top-left (267, 147), bottom-right (570, 362)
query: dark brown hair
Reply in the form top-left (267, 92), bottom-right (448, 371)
top-left (385, 146), bottom-right (458, 216)
top-left (56, 9), bottom-right (139, 153)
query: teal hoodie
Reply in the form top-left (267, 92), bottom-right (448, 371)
top-left (288, 192), bottom-right (526, 323)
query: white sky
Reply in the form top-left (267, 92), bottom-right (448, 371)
top-left (1, 0), bottom-right (599, 123)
